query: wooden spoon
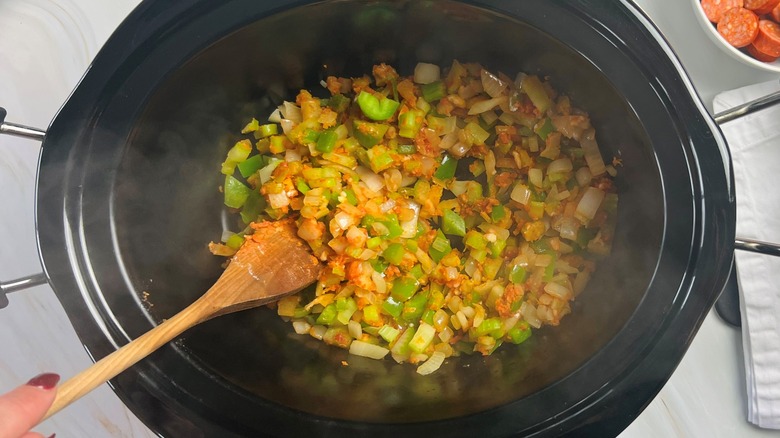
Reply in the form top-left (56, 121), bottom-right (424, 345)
top-left (42, 219), bottom-right (322, 420)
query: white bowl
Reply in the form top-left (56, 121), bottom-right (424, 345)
top-left (690, 0), bottom-right (780, 73)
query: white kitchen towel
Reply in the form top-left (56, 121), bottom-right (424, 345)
top-left (714, 79), bottom-right (780, 430)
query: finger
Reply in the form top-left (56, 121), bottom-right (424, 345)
top-left (0, 373), bottom-right (59, 438)
top-left (20, 432), bottom-right (47, 438)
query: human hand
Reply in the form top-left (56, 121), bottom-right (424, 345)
top-left (0, 373), bottom-right (58, 438)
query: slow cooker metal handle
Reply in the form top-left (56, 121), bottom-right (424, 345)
top-left (0, 107), bottom-right (48, 308)
top-left (713, 85), bottom-right (780, 258)
top-left (0, 106), bottom-right (47, 141)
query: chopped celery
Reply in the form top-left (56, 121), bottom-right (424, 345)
top-left (256, 123), bottom-right (279, 138)
top-left (353, 120), bottom-right (389, 148)
top-left (362, 304), bottom-right (382, 326)
top-left (316, 128), bottom-right (339, 153)
top-left (535, 118), bottom-right (554, 140)
top-left (378, 325), bottom-right (400, 343)
top-left (397, 143), bottom-right (417, 154)
top-left (241, 118), bottom-right (260, 134)
top-left (221, 139), bottom-right (252, 175)
top-left (464, 230), bottom-right (487, 250)
top-left (421, 80), bottom-right (446, 102)
top-left (398, 109), bottom-right (424, 138)
top-left (409, 323), bottom-right (436, 353)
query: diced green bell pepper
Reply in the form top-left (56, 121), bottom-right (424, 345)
top-left (237, 154), bottom-right (265, 178)
top-left (224, 175), bottom-right (252, 208)
top-left (391, 276), bottom-right (420, 302)
top-left (316, 303), bottom-right (338, 326)
top-left (508, 323), bottom-right (532, 344)
top-left (357, 91), bottom-right (400, 121)
top-left (402, 291), bottom-right (428, 323)
top-left (441, 209), bottom-right (466, 237)
top-left (383, 243), bottom-right (406, 265)
top-left (382, 296), bottom-right (404, 318)
top-left (434, 154), bottom-right (458, 180)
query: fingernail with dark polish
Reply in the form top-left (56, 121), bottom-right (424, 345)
top-left (26, 373), bottom-right (60, 390)
top-left (48, 434), bottom-right (56, 438)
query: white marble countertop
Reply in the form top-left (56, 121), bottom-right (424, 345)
top-left (1, 1), bottom-right (778, 437)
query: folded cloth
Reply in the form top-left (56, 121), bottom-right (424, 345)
top-left (714, 79), bottom-right (780, 430)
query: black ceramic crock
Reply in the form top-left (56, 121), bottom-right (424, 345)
top-left (0, 0), bottom-right (740, 436)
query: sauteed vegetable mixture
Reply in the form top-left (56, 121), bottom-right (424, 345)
top-left (211, 61), bottom-right (619, 375)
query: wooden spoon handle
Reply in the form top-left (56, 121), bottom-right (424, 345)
top-left (43, 299), bottom-right (210, 420)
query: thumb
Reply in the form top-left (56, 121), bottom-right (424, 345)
top-left (0, 373), bottom-right (58, 438)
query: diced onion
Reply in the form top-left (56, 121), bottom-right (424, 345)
top-left (547, 157), bottom-right (573, 175)
top-left (544, 282), bottom-right (571, 300)
top-left (280, 101), bottom-right (302, 123)
top-left (450, 142), bottom-right (471, 158)
top-left (356, 166), bottom-right (385, 192)
top-left (576, 187), bottom-right (605, 222)
top-left (372, 270), bottom-right (388, 295)
top-left (573, 270), bottom-right (591, 296)
top-left (280, 119), bottom-right (295, 135)
top-left (580, 128), bottom-right (607, 176)
top-left (268, 108), bottom-right (282, 123)
top-left (414, 62), bottom-right (441, 84)
top-left (258, 159), bottom-right (282, 184)
top-left (557, 216), bottom-right (580, 241)
top-left (400, 201), bottom-right (421, 238)
top-left (510, 183), bottom-right (532, 205)
top-left (293, 320), bottom-right (311, 334)
top-left (349, 340), bottom-right (390, 359)
top-left (268, 192), bottom-right (290, 209)
top-left (310, 325), bottom-right (327, 340)
top-left (468, 96), bottom-right (507, 115)
top-left (416, 351), bottom-right (446, 375)
top-left (348, 320), bottom-right (363, 339)
top-left (520, 302), bottom-right (542, 328)
top-left (529, 168), bottom-right (543, 188)
top-left (481, 110), bottom-right (499, 125)
top-left (285, 149), bottom-right (301, 162)
top-left (480, 69), bottom-right (508, 98)
top-left (575, 167), bottom-right (592, 187)
top-left (485, 151), bottom-right (496, 177)
top-left (380, 199), bottom-right (396, 213)
top-left (439, 131), bottom-right (459, 150)
top-left (606, 165), bottom-right (617, 177)
top-left (449, 180), bottom-right (469, 196)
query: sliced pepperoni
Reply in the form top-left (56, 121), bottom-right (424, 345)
top-left (752, 19), bottom-right (780, 56)
top-left (772, 3), bottom-right (780, 22)
top-left (745, 0), bottom-right (780, 14)
top-left (748, 43), bottom-right (779, 61)
top-left (718, 8), bottom-right (760, 48)
top-left (702, 0), bottom-right (746, 23)
top-left (702, 0), bottom-right (745, 23)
